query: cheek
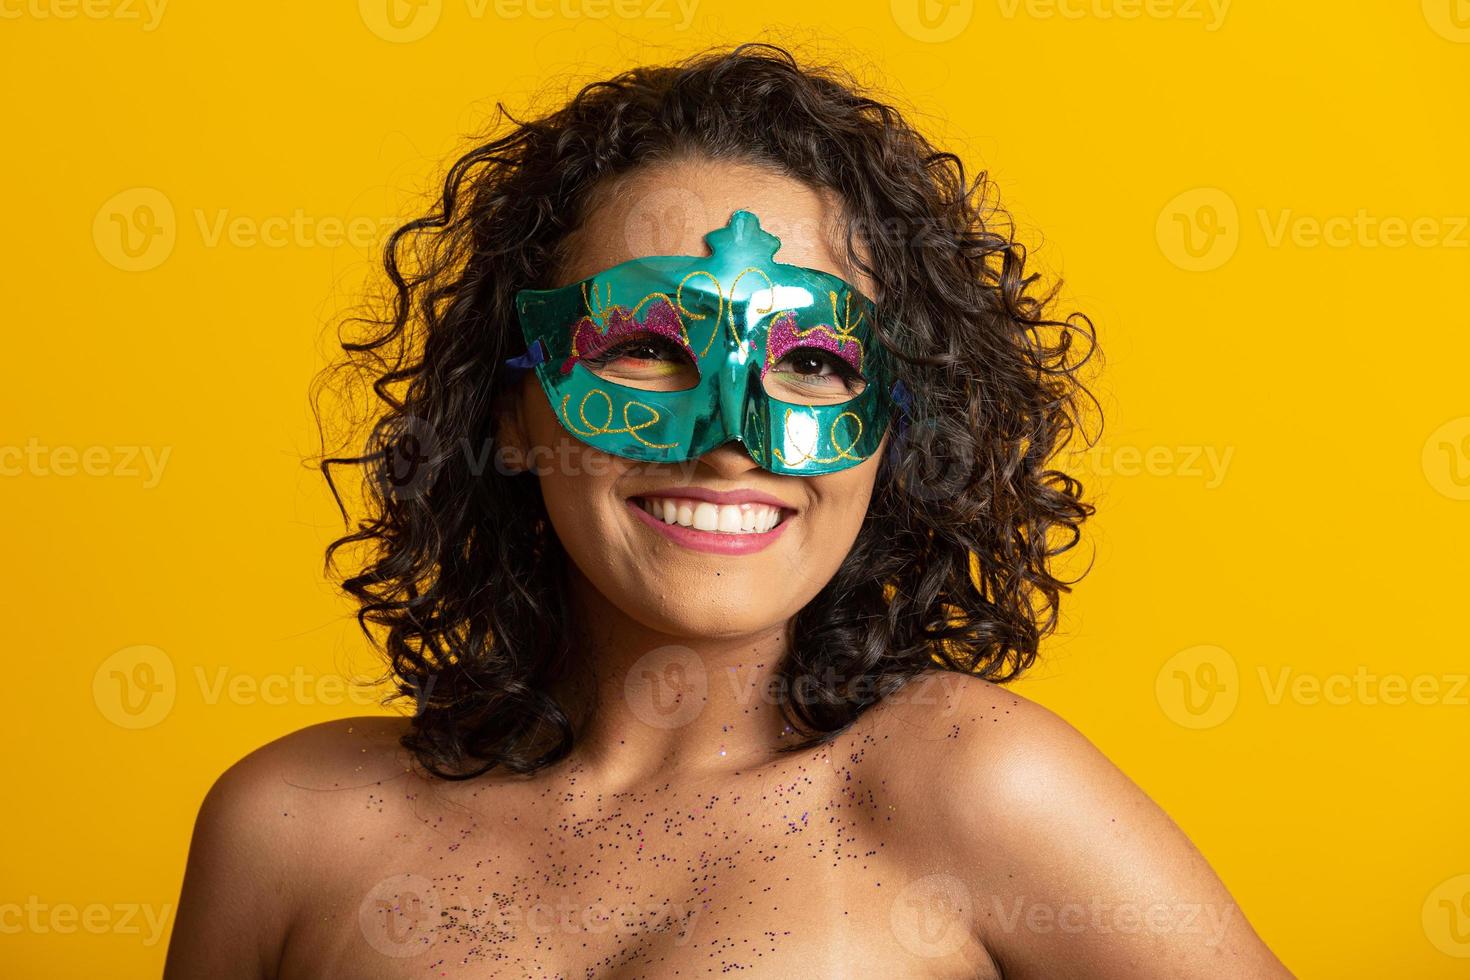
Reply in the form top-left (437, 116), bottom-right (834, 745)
top-left (773, 459), bottom-right (882, 591)
top-left (522, 394), bottom-right (625, 546)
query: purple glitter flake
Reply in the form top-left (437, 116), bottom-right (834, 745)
top-left (560, 297), bottom-right (689, 374)
top-left (760, 312), bottom-right (862, 378)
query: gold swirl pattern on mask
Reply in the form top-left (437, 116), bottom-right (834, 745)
top-left (829, 289), bottom-right (867, 337)
top-left (558, 388), bottom-right (680, 449)
top-left (762, 318), bottom-right (865, 377)
top-left (728, 266), bottom-right (776, 342)
top-left (577, 282), bottom-right (692, 352)
top-left (747, 409), bottom-right (767, 463)
top-left (771, 408), bottom-right (865, 466)
top-left (672, 270), bottom-right (725, 358)
top-left (576, 267), bottom-right (785, 362)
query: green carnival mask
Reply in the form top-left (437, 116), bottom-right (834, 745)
top-left (505, 209), bottom-right (912, 476)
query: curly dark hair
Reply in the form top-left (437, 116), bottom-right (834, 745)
top-left (314, 41), bottom-right (1099, 780)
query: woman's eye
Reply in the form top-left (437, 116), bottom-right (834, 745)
top-left (580, 332), bottom-right (700, 391)
top-left (772, 349), bottom-right (863, 391)
top-left (585, 335), bottom-right (688, 366)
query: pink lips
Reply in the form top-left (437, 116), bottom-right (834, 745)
top-left (625, 492), bottom-right (793, 555)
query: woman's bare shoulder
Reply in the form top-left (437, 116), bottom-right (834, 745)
top-left (212, 715), bottom-right (418, 795)
top-left (191, 715), bottom-right (425, 848)
top-left (857, 673), bottom-right (1293, 978)
top-left (163, 715), bottom-right (423, 979)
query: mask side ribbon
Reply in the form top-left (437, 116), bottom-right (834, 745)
top-left (502, 337), bottom-right (547, 381)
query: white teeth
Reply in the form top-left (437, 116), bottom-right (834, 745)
top-left (636, 496), bottom-right (786, 535)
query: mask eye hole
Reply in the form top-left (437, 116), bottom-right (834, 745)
top-left (579, 331), bottom-right (700, 392)
top-left (761, 346), bottom-right (868, 406)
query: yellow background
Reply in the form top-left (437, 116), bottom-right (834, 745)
top-left (3, 1), bottom-right (1468, 976)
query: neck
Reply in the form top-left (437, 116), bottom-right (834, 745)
top-left (549, 563), bottom-right (802, 792)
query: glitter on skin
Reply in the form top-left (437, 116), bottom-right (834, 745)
top-left (329, 700), bottom-right (1026, 977)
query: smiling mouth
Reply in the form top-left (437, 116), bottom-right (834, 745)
top-left (628, 495), bottom-right (792, 535)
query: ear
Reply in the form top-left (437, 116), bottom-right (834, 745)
top-left (493, 374), bottom-right (533, 476)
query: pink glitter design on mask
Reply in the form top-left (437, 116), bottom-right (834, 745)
top-left (760, 311), bottom-right (864, 379)
top-left (561, 297), bottom-right (691, 374)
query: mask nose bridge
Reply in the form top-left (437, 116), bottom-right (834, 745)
top-left (706, 327), bottom-right (756, 453)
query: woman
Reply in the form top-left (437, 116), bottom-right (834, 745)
top-left (165, 43), bottom-right (1292, 978)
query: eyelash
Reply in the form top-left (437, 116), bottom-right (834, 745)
top-left (585, 335), bottom-right (859, 387)
top-left (583, 336), bottom-right (686, 365)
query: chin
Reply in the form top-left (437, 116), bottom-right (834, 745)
top-left (614, 588), bottom-right (791, 640)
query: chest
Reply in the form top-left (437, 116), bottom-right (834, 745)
top-left (279, 764), bottom-right (996, 978)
